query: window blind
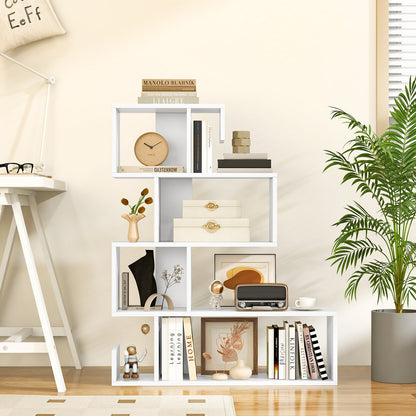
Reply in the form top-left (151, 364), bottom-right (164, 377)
top-left (389, 1), bottom-right (416, 114)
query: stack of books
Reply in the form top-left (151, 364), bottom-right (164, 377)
top-left (138, 79), bottom-right (199, 104)
top-left (160, 317), bottom-right (197, 381)
top-left (267, 321), bottom-right (328, 381)
top-left (217, 130), bottom-right (272, 172)
top-left (193, 120), bottom-right (213, 173)
top-left (217, 153), bottom-right (272, 173)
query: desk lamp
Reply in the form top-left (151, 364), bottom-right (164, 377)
top-left (0, 0), bottom-right (65, 173)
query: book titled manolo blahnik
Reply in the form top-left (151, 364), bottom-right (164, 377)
top-left (142, 79), bottom-right (196, 91)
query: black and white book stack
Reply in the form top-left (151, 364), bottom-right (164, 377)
top-left (217, 131), bottom-right (272, 172)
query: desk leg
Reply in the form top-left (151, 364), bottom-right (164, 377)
top-left (28, 195), bottom-right (82, 369)
top-left (10, 194), bottom-right (66, 393)
top-left (0, 209), bottom-right (16, 295)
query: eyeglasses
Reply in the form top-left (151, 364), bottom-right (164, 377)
top-left (0, 163), bottom-right (34, 174)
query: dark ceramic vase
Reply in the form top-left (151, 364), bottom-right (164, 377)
top-left (128, 250), bottom-right (157, 307)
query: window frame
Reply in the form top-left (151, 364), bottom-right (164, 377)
top-left (376, 0), bottom-right (389, 135)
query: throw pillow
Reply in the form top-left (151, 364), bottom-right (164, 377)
top-left (0, 0), bottom-right (65, 52)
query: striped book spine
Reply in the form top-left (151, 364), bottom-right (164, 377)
top-left (308, 325), bottom-right (328, 380)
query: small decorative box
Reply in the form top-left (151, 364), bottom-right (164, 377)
top-left (173, 218), bottom-right (250, 242)
top-left (182, 200), bottom-right (241, 218)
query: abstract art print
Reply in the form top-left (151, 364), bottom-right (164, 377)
top-left (214, 254), bottom-right (276, 306)
top-left (201, 317), bottom-right (258, 375)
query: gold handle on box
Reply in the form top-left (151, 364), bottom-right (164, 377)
top-left (205, 202), bottom-right (219, 211)
top-left (202, 221), bottom-right (221, 233)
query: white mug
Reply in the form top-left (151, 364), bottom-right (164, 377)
top-left (295, 297), bottom-right (316, 308)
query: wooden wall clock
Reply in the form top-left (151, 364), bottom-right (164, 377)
top-left (134, 132), bottom-right (169, 166)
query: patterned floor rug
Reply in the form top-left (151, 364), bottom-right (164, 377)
top-left (0, 395), bottom-right (235, 416)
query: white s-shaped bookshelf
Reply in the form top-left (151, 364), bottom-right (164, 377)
top-left (111, 104), bottom-right (337, 386)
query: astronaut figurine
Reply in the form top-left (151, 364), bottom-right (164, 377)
top-left (123, 345), bottom-right (147, 379)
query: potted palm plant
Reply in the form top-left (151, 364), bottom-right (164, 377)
top-left (324, 78), bottom-right (416, 383)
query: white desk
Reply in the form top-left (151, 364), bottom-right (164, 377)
top-left (0, 175), bottom-right (81, 393)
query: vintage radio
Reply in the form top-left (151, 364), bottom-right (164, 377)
top-left (235, 283), bottom-right (288, 311)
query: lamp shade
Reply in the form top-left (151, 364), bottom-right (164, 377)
top-left (0, 0), bottom-right (65, 52)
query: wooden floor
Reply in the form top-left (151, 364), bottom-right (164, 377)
top-left (0, 366), bottom-right (415, 415)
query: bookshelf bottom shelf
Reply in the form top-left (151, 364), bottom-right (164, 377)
top-left (112, 345), bottom-right (335, 386)
top-left (111, 373), bottom-right (337, 386)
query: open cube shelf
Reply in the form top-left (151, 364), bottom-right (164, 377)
top-left (111, 309), bottom-right (337, 386)
top-left (112, 104), bottom-right (225, 176)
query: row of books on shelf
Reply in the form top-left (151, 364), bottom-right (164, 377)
top-left (267, 321), bottom-right (328, 380)
top-left (160, 317), bottom-right (197, 381)
top-left (157, 317), bottom-right (328, 382)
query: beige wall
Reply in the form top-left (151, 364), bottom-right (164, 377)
top-left (0, 0), bottom-right (387, 367)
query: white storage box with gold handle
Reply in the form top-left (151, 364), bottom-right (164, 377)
top-left (182, 200), bottom-right (241, 218)
top-left (173, 218), bottom-right (250, 242)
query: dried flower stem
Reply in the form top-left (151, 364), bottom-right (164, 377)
top-left (159, 264), bottom-right (184, 308)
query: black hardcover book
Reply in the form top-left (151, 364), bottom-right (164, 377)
top-left (217, 159), bottom-right (271, 168)
top-left (273, 324), bottom-right (279, 379)
top-left (193, 120), bottom-right (202, 173)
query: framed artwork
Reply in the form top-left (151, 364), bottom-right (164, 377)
top-left (201, 317), bottom-right (258, 375)
top-left (214, 254), bottom-right (276, 306)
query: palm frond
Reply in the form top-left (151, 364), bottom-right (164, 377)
top-left (325, 77), bottom-right (416, 311)
top-left (328, 238), bottom-right (383, 275)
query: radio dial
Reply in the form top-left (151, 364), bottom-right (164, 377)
top-left (278, 301), bottom-right (285, 308)
top-left (239, 301), bottom-right (246, 309)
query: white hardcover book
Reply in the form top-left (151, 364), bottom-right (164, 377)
top-left (168, 318), bottom-right (176, 380)
top-left (278, 326), bottom-right (286, 380)
top-left (161, 318), bottom-right (169, 380)
top-left (183, 317), bottom-right (197, 381)
top-left (295, 321), bottom-right (308, 380)
top-left (223, 153), bottom-right (268, 159)
top-left (283, 321), bottom-right (289, 379)
top-left (267, 326), bottom-right (274, 379)
top-left (119, 165), bottom-right (184, 173)
top-left (201, 121), bottom-right (208, 173)
top-left (138, 96), bottom-right (199, 104)
top-left (174, 317), bottom-right (184, 381)
top-left (288, 324), bottom-right (296, 380)
top-left (207, 125), bottom-right (213, 173)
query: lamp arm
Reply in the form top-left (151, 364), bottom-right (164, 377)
top-left (0, 51), bottom-right (55, 172)
top-left (0, 51), bottom-right (54, 83)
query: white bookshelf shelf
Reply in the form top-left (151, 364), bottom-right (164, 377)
top-left (111, 339), bottom-right (337, 387)
top-left (110, 103), bottom-right (337, 386)
top-left (113, 241), bottom-right (277, 248)
top-left (113, 172), bottom-right (277, 179)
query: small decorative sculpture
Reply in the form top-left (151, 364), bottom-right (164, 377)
top-left (203, 352), bottom-right (228, 380)
top-left (141, 324), bottom-right (150, 335)
top-left (209, 280), bottom-right (224, 310)
top-left (128, 250), bottom-right (157, 307)
top-left (123, 345), bottom-right (147, 379)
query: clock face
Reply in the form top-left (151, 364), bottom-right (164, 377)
top-left (134, 132), bottom-right (169, 166)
